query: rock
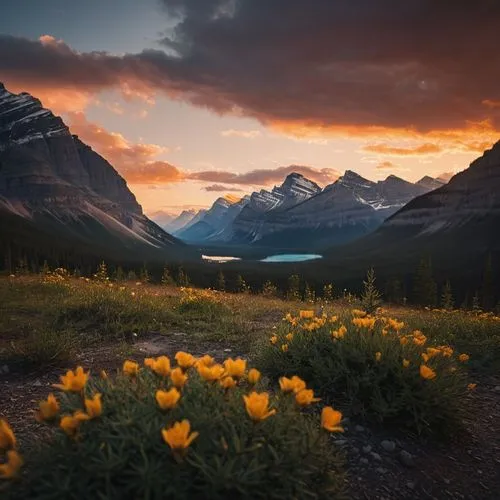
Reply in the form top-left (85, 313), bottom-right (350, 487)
top-left (362, 445), bottom-right (372, 454)
top-left (352, 447), bottom-right (360, 454)
top-left (334, 440), bottom-right (347, 446)
top-left (399, 450), bottom-right (415, 468)
top-left (355, 425), bottom-right (365, 433)
top-left (223, 348), bottom-right (232, 353)
top-left (360, 458), bottom-right (369, 465)
top-left (376, 467), bottom-right (388, 474)
top-left (406, 482), bottom-right (415, 490)
top-left (494, 386), bottom-right (500, 392)
top-left (32, 379), bottom-right (42, 387)
top-left (381, 440), bottom-right (396, 452)
top-left (1, 365), bottom-right (9, 374)
top-left (370, 452), bottom-right (382, 461)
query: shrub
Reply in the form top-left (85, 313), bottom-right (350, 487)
top-left (178, 287), bottom-right (231, 320)
top-left (4, 357), bottom-right (344, 499)
top-left (256, 309), bottom-right (470, 435)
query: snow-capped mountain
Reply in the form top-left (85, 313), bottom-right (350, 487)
top-left (416, 176), bottom-right (446, 191)
top-left (0, 82), bottom-right (192, 261)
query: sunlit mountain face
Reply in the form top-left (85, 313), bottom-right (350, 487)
top-left (0, 0), bottom-right (499, 218)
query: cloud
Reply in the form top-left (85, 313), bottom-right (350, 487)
top-left (203, 184), bottom-right (244, 192)
top-left (376, 160), bottom-right (410, 172)
top-left (221, 129), bottom-right (261, 138)
top-left (363, 143), bottom-right (442, 156)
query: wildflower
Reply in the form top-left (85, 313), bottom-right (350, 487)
top-left (332, 325), bottom-right (347, 339)
top-left (171, 367), bottom-right (188, 388)
top-left (412, 331), bottom-right (427, 346)
top-left (162, 420), bottom-right (198, 454)
top-left (144, 358), bottom-right (155, 368)
top-left (375, 352), bottom-right (382, 362)
top-left (223, 358), bottom-right (246, 378)
top-left (122, 360), bottom-right (139, 377)
top-left (196, 354), bottom-right (215, 367)
top-left (0, 450), bottom-right (23, 479)
top-left (220, 376), bottom-right (237, 389)
top-left (247, 368), bottom-right (261, 385)
top-left (440, 346), bottom-right (454, 357)
top-left (197, 363), bottom-right (225, 381)
top-left (459, 353), bottom-right (470, 363)
top-left (399, 336), bottom-right (409, 345)
top-left (285, 332), bottom-right (294, 341)
top-left (243, 392), bottom-right (276, 421)
top-left (352, 309), bottom-right (367, 317)
top-left (156, 388), bottom-right (181, 410)
top-left (270, 335), bottom-right (278, 345)
top-left (85, 394), bottom-right (102, 418)
top-left (467, 383), bottom-right (477, 391)
top-left (100, 370), bottom-right (108, 380)
top-left (279, 375), bottom-right (306, 394)
top-left (152, 356), bottom-right (171, 377)
top-left (281, 344), bottom-right (289, 352)
top-left (131, 292), bottom-right (136, 297)
top-left (0, 420), bottom-right (16, 450)
top-left (175, 351), bottom-right (196, 369)
top-left (426, 347), bottom-right (441, 359)
top-left (295, 389), bottom-right (321, 406)
top-left (381, 328), bottom-right (388, 336)
top-left (420, 365), bottom-right (436, 380)
top-left (35, 393), bottom-right (60, 422)
top-left (300, 310), bottom-right (314, 319)
top-left (329, 315), bottom-right (338, 323)
top-left (402, 359), bottom-right (410, 368)
top-left (352, 317), bottom-right (376, 329)
top-left (387, 318), bottom-right (405, 331)
top-left (321, 407), bottom-right (344, 433)
top-left (53, 366), bottom-right (89, 392)
top-left (421, 353), bottom-right (429, 363)
top-left (60, 411), bottom-right (90, 437)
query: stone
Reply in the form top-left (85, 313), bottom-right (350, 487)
top-left (381, 440), bottom-right (396, 452)
top-left (355, 425), bottom-right (365, 433)
top-left (223, 348), bottom-right (232, 353)
top-left (334, 440), bottom-right (347, 446)
top-left (370, 452), bottom-right (382, 461)
top-left (360, 458), bottom-right (369, 465)
top-left (362, 445), bottom-right (372, 454)
top-left (33, 379), bottom-right (42, 387)
top-left (376, 467), bottom-right (388, 474)
top-left (399, 450), bottom-right (415, 468)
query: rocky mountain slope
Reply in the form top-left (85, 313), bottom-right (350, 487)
top-left (0, 82), bottom-right (192, 262)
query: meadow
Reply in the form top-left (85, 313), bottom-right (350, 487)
top-left (1, 270), bottom-right (499, 499)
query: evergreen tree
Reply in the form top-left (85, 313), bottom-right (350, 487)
top-left (127, 270), bottom-right (137, 281)
top-left (215, 270), bottom-right (226, 292)
top-left (322, 283), bottom-right (334, 302)
top-left (115, 266), bottom-right (125, 282)
top-left (261, 280), bottom-right (278, 298)
top-left (303, 282), bottom-right (315, 303)
top-left (176, 267), bottom-right (190, 287)
top-left (385, 277), bottom-right (403, 304)
top-left (94, 261), bottom-right (109, 282)
top-left (235, 274), bottom-right (249, 293)
top-left (161, 266), bottom-right (174, 286)
top-left (140, 265), bottom-right (150, 283)
top-left (286, 274), bottom-right (301, 301)
top-left (41, 260), bottom-right (50, 276)
top-left (481, 254), bottom-right (494, 311)
top-left (360, 267), bottom-right (382, 313)
top-left (472, 291), bottom-right (481, 313)
top-left (413, 258), bottom-right (437, 307)
top-left (441, 280), bottom-right (454, 310)
top-left (16, 256), bottom-right (29, 275)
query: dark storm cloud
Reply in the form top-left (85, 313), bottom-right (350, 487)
top-left (1, 0), bottom-right (500, 132)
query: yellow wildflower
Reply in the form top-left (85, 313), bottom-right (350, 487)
top-left (197, 363), bottom-right (225, 381)
top-left (352, 309), bottom-right (367, 317)
top-left (279, 375), bottom-right (306, 394)
top-left (144, 358), bottom-right (155, 368)
top-left (321, 407), bottom-right (344, 433)
top-left (387, 318), bottom-right (405, 331)
top-left (440, 346), bottom-right (454, 357)
top-left (285, 333), bottom-right (294, 342)
top-left (329, 315), bottom-right (338, 323)
top-left (332, 325), bottom-right (347, 339)
top-left (402, 359), bottom-right (410, 368)
top-left (196, 354), bottom-right (215, 367)
top-left (162, 420), bottom-right (198, 453)
top-left (35, 393), bottom-right (59, 423)
top-left (220, 376), bottom-right (237, 389)
top-left (53, 366), bottom-right (89, 392)
top-left (223, 358), bottom-right (246, 378)
top-left (425, 347), bottom-right (441, 359)
top-left (352, 317), bottom-right (376, 329)
top-left (421, 353), bottom-right (429, 362)
top-left (375, 352), bottom-right (382, 362)
top-left (295, 389), bottom-right (321, 406)
top-left (281, 344), bottom-right (289, 352)
top-left (399, 336), bottom-right (409, 346)
top-left (175, 351), bottom-right (196, 369)
top-left (299, 310), bottom-right (314, 319)
top-left (243, 392), bottom-right (276, 421)
top-left (151, 356), bottom-right (171, 377)
top-left (85, 394), bottom-right (102, 419)
top-left (0, 450), bottom-right (23, 479)
top-left (412, 331), bottom-right (427, 346)
top-left (247, 368), bottom-right (261, 385)
top-left (420, 365), bottom-right (436, 380)
top-left (0, 420), bottom-right (16, 450)
top-left (170, 367), bottom-right (188, 388)
top-left (459, 353), bottom-right (470, 363)
top-left (122, 360), bottom-right (139, 377)
top-left (270, 335), bottom-right (278, 345)
top-left (156, 388), bottom-right (181, 410)
top-left (467, 383), bottom-right (477, 391)
top-left (60, 411), bottom-right (90, 437)
top-left (381, 328), bottom-right (388, 336)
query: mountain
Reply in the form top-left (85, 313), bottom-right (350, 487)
top-left (0, 82), bottom-right (194, 264)
top-left (151, 209), bottom-right (198, 233)
top-left (416, 176), bottom-right (446, 191)
top-left (176, 195), bottom-right (249, 242)
top-left (220, 170), bottom-right (436, 247)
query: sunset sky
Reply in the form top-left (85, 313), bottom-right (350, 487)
top-left (1, 0), bottom-right (499, 216)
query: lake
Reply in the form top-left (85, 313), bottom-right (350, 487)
top-left (202, 253), bottom-right (323, 263)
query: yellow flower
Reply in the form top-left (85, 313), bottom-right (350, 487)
top-left (352, 309), bottom-right (367, 317)
top-left (220, 376), bottom-right (237, 389)
top-left (295, 389), bottom-right (321, 406)
top-left (321, 407), bottom-right (344, 433)
top-left (421, 353), bottom-right (429, 362)
top-left (279, 375), bottom-right (306, 393)
top-left (223, 358), bottom-right (247, 378)
top-left (459, 353), bottom-right (470, 363)
top-left (300, 310), bottom-right (314, 319)
top-left (144, 357), bottom-right (155, 368)
top-left (467, 383), bottom-right (477, 391)
top-left (0, 450), bottom-right (23, 479)
top-left (402, 359), bottom-right (410, 368)
top-left (387, 318), bottom-right (405, 331)
top-left (156, 388), bottom-right (181, 410)
top-left (412, 331), bottom-right (427, 346)
top-left (352, 317), bottom-right (376, 329)
top-left (35, 393), bottom-right (60, 422)
top-left (0, 420), bottom-right (16, 450)
top-left (151, 356), bottom-right (171, 377)
top-left (243, 392), bottom-right (276, 421)
top-left (162, 420), bottom-right (199, 453)
top-left (375, 352), bottom-right (382, 362)
top-left (122, 360), bottom-right (139, 377)
top-left (420, 365), bottom-right (436, 380)
top-left (175, 351), bottom-right (196, 369)
top-left (196, 354), bottom-right (215, 367)
top-left (381, 328), bottom-right (388, 336)
top-left (399, 336), bottom-right (409, 346)
top-left (281, 344), bottom-right (289, 352)
top-left (285, 333), bottom-right (294, 342)
top-left (329, 315), bottom-right (338, 323)
top-left (270, 335), bottom-right (278, 345)
top-left (426, 347), bottom-right (441, 359)
top-left (197, 363), bottom-right (225, 381)
top-left (60, 411), bottom-right (90, 437)
top-left (247, 368), bottom-right (261, 385)
top-left (170, 367), bottom-right (188, 388)
top-left (85, 394), bottom-right (102, 419)
top-left (332, 325), bottom-right (347, 339)
top-left (440, 346), bottom-right (454, 357)
top-left (53, 366), bottom-right (89, 392)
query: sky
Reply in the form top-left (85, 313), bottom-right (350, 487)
top-left (1, 0), bottom-right (499, 216)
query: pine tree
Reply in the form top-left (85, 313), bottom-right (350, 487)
top-left (413, 258), bottom-right (437, 307)
top-left (115, 266), bottom-right (125, 281)
top-left (261, 280), bottom-right (278, 298)
top-left (472, 290), bottom-right (481, 313)
top-left (385, 277), bottom-right (403, 304)
top-left (303, 282), bottom-right (315, 303)
top-left (360, 267), bottom-right (382, 313)
top-left (441, 280), bottom-right (454, 310)
top-left (127, 270), bottom-right (137, 281)
top-left (94, 261), bottom-right (108, 282)
top-left (215, 270), bottom-right (226, 291)
top-left (235, 274), bottom-right (249, 293)
top-left (140, 265), bottom-right (150, 283)
top-left (41, 260), bottom-right (50, 276)
top-left (322, 283), bottom-right (334, 302)
top-left (176, 267), bottom-right (190, 287)
top-left (286, 274), bottom-right (301, 301)
top-left (481, 254), bottom-right (494, 311)
top-left (161, 266), bottom-right (174, 286)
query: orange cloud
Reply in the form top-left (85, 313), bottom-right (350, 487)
top-left (221, 129), bottom-right (261, 139)
top-left (364, 143), bottom-right (442, 156)
top-left (203, 184), bottom-right (244, 192)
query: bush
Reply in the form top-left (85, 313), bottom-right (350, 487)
top-left (4, 357), bottom-right (344, 499)
top-left (177, 287), bottom-right (231, 320)
top-left (255, 309), bottom-right (470, 435)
